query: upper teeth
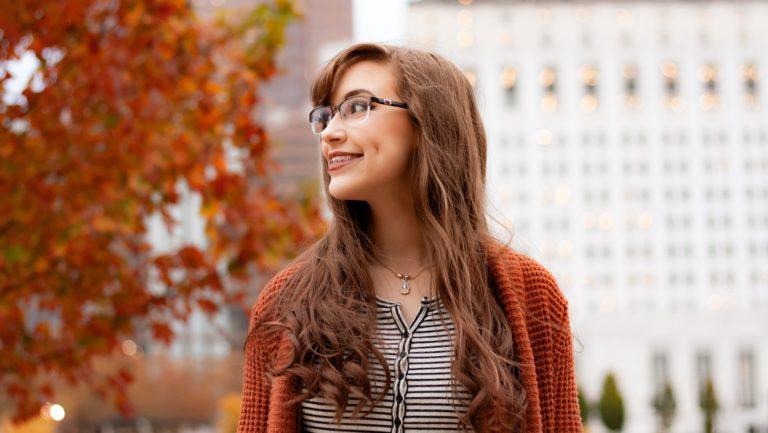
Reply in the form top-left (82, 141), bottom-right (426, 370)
top-left (331, 155), bottom-right (361, 163)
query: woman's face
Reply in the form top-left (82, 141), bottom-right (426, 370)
top-left (320, 60), bottom-right (417, 202)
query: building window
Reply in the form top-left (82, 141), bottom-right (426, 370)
top-left (661, 60), bottom-right (681, 110)
top-left (540, 32), bottom-right (551, 48)
top-left (580, 32), bottom-right (591, 48)
top-left (700, 63), bottom-right (719, 110)
top-left (621, 32), bottom-right (631, 47)
top-left (742, 63), bottom-right (758, 108)
top-left (652, 351), bottom-right (670, 394)
top-left (623, 64), bottom-right (639, 108)
top-left (699, 31), bottom-right (710, 47)
top-left (738, 349), bottom-right (756, 408)
top-left (696, 350), bottom-right (713, 395)
top-left (659, 31), bottom-right (670, 45)
top-left (540, 65), bottom-right (558, 112)
top-left (498, 29), bottom-right (512, 47)
top-left (501, 66), bottom-right (518, 108)
top-left (500, 134), bottom-right (510, 149)
top-left (457, 9), bottom-right (473, 26)
top-left (457, 31), bottom-right (474, 48)
top-left (581, 64), bottom-right (598, 112)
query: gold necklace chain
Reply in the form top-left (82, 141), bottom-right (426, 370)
top-left (372, 254), bottom-right (429, 295)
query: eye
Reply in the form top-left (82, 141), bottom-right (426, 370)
top-left (343, 97), bottom-right (369, 117)
top-left (350, 100), bottom-right (368, 113)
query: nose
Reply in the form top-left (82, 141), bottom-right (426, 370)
top-left (321, 114), bottom-right (346, 144)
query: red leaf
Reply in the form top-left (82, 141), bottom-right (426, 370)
top-left (197, 298), bottom-right (218, 315)
top-left (151, 322), bottom-right (174, 345)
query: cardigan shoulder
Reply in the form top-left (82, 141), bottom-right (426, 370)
top-left (247, 260), bottom-right (305, 338)
top-left (510, 251), bottom-right (569, 319)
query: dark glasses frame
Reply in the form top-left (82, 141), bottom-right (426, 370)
top-left (308, 95), bottom-right (409, 134)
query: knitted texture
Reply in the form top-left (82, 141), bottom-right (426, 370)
top-left (236, 243), bottom-right (583, 433)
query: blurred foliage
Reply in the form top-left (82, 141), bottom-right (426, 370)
top-left (651, 379), bottom-right (677, 433)
top-left (699, 376), bottom-right (719, 433)
top-left (598, 371), bottom-right (625, 432)
top-left (52, 352), bottom-right (243, 429)
top-left (577, 383), bottom-right (589, 425)
top-left (0, 0), bottom-right (326, 423)
top-left (0, 415), bottom-right (55, 433)
top-left (215, 392), bottom-right (242, 433)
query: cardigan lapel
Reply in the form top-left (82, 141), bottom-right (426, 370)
top-left (269, 244), bottom-right (543, 433)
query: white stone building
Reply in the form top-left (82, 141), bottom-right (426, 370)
top-left (406, 1), bottom-right (768, 432)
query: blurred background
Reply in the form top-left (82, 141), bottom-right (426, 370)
top-left (1, 0), bottom-right (766, 432)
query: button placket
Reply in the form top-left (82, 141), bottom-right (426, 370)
top-left (302, 296), bottom-right (463, 432)
top-left (387, 300), bottom-right (432, 433)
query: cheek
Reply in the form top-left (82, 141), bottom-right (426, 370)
top-left (364, 139), bottom-right (412, 179)
top-left (367, 119), bottom-right (415, 169)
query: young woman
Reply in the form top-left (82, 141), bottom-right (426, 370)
top-left (236, 43), bottom-right (582, 433)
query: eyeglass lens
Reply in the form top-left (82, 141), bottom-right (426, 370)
top-left (310, 96), bottom-right (370, 134)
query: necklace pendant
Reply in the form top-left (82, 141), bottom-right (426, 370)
top-left (400, 282), bottom-right (410, 295)
top-left (399, 274), bottom-right (411, 295)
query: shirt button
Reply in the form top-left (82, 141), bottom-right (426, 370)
top-left (395, 418), bottom-right (401, 426)
top-left (396, 394), bottom-right (403, 402)
top-left (402, 331), bottom-right (409, 338)
top-left (400, 351), bottom-right (406, 357)
top-left (398, 372), bottom-right (404, 379)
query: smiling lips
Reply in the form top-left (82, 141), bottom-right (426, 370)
top-left (328, 154), bottom-right (363, 171)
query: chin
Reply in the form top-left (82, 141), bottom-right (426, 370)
top-left (328, 182), bottom-right (364, 201)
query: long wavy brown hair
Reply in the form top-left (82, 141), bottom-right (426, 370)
top-left (254, 42), bottom-right (527, 432)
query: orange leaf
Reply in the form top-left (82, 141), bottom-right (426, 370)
top-left (197, 298), bottom-right (218, 315)
top-left (151, 322), bottom-right (174, 345)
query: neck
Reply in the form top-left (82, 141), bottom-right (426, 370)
top-left (367, 191), bottom-right (428, 273)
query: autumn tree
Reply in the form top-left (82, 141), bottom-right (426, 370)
top-left (0, 0), bottom-right (325, 423)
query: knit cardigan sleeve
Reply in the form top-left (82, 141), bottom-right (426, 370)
top-left (547, 280), bottom-right (583, 432)
top-left (519, 254), bottom-right (583, 433)
top-left (236, 264), bottom-right (301, 433)
top-left (236, 286), bottom-right (273, 433)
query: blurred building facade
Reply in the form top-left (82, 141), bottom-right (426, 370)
top-left (407, 0), bottom-right (767, 432)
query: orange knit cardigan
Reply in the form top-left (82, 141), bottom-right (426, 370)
top-left (236, 243), bottom-right (583, 433)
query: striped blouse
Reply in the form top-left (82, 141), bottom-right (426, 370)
top-left (299, 295), bottom-right (474, 433)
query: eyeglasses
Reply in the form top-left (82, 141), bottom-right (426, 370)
top-left (308, 95), bottom-right (409, 135)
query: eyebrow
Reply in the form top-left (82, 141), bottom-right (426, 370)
top-left (331, 88), bottom-right (373, 105)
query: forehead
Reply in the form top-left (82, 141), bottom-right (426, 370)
top-left (329, 60), bottom-right (398, 105)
